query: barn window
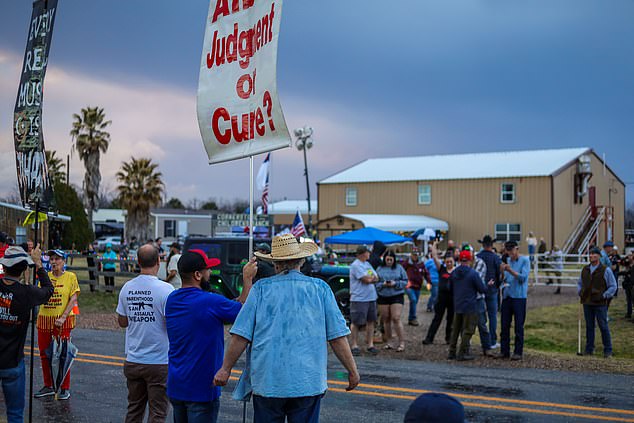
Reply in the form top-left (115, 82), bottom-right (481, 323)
top-left (418, 184), bottom-right (431, 205)
top-left (500, 183), bottom-right (516, 203)
top-left (345, 187), bottom-right (357, 206)
top-left (495, 223), bottom-right (521, 243)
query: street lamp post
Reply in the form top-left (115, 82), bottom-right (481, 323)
top-left (294, 126), bottom-right (314, 236)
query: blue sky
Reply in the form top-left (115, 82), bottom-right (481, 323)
top-left (1, 0), bottom-right (633, 204)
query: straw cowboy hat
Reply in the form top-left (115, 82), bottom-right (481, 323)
top-left (254, 234), bottom-right (318, 261)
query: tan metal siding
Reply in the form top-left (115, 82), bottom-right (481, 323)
top-left (553, 153), bottom-right (625, 249)
top-left (318, 177), bottom-right (552, 252)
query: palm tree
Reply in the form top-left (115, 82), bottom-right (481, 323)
top-left (116, 157), bottom-right (164, 243)
top-left (45, 150), bottom-right (66, 185)
top-left (70, 107), bottom-right (111, 230)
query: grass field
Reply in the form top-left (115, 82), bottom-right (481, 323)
top-left (525, 296), bottom-right (634, 359)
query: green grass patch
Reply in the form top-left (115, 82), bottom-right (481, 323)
top-left (78, 291), bottom-right (119, 313)
top-left (525, 297), bottom-right (634, 359)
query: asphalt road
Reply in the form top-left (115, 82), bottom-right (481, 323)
top-left (2, 328), bottom-right (633, 423)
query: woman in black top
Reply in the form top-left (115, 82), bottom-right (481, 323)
top-left (423, 243), bottom-right (456, 345)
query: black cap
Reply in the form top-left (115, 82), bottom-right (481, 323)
top-left (504, 240), bottom-right (518, 250)
top-left (589, 247), bottom-right (601, 255)
top-left (356, 245), bottom-right (370, 255)
top-left (255, 243), bottom-right (271, 254)
top-left (177, 250), bottom-right (220, 274)
top-left (404, 393), bottom-right (465, 423)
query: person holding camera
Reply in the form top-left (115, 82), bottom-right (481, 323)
top-left (621, 253), bottom-right (634, 320)
top-left (376, 250), bottom-right (408, 352)
top-left (0, 246), bottom-right (54, 423)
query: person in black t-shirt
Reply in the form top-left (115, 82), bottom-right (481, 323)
top-left (423, 243), bottom-right (456, 345)
top-left (0, 246), bottom-right (54, 423)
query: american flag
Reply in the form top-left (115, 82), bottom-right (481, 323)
top-left (291, 210), bottom-right (306, 237)
top-left (256, 154), bottom-right (270, 214)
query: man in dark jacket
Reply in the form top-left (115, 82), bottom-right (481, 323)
top-left (448, 250), bottom-right (487, 361)
top-left (577, 247), bottom-right (617, 358)
top-left (476, 235), bottom-right (502, 349)
top-left (0, 246), bottom-right (54, 423)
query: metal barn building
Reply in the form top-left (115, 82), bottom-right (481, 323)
top-left (317, 147), bottom-right (625, 254)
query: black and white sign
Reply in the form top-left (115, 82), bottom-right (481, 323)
top-left (13, 0), bottom-right (58, 209)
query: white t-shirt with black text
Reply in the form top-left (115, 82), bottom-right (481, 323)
top-left (116, 275), bottom-right (174, 364)
top-left (167, 254), bottom-right (182, 289)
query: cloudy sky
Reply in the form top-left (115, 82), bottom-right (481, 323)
top-left (1, 0), bottom-right (633, 205)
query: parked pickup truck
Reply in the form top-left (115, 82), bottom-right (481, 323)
top-left (182, 236), bottom-right (352, 317)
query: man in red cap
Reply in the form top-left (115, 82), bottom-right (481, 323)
top-left (447, 250), bottom-right (487, 361)
top-left (165, 249), bottom-right (253, 422)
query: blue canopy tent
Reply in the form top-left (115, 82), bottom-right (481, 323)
top-left (324, 227), bottom-right (412, 245)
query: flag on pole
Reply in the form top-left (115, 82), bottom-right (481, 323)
top-left (256, 154), bottom-right (270, 213)
top-left (290, 210), bottom-right (306, 237)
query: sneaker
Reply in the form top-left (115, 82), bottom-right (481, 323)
top-left (583, 351), bottom-right (594, 356)
top-left (447, 353), bottom-right (456, 360)
top-left (490, 343), bottom-right (500, 349)
top-left (351, 347), bottom-right (361, 356)
top-left (57, 390), bottom-right (71, 400)
top-left (493, 353), bottom-right (510, 359)
top-left (604, 352), bottom-right (613, 359)
top-left (510, 354), bottom-right (523, 361)
top-left (34, 387), bottom-right (55, 398)
top-left (422, 339), bottom-right (433, 345)
top-left (457, 354), bottom-right (475, 361)
top-left (408, 320), bottom-right (419, 326)
top-left (426, 308), bottom-right (433, 313)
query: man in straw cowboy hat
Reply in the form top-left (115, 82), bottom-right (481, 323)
top-left (0, 245), bottom-right (54, 423)
top-left (214, 234), bottom-right (359, 423)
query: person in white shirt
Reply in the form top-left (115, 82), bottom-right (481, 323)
top-left (166, 243), bottom-right (182, 289)
top-left (116, 245), bottom-right (175, 423)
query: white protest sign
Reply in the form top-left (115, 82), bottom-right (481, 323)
top-left (197, 0), bottom-right (291, 164)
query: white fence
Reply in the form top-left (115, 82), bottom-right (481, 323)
top-left (530, 253), bottom-right (588, 287)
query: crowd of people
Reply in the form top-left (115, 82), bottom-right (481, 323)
top-left (1, 228), bottom-right (632, 422)
top-left (347, 236), bottom-right (627, 362)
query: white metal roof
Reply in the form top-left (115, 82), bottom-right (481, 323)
top-left (341, 214), bottom-right (449, 232)
top-left (319, 147), bottom-right (591, 184)
top-left (268, 200), bottom-right (317, 215)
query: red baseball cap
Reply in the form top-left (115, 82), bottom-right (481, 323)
top-left (459, 250), bottom-right (472, 262)
top-left (177, 249), bottom-right (221, 273)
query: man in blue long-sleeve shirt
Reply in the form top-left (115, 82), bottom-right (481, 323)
top-left (577, 247), bottom-right (617, 358)
top-left (497, 241), bottom-right (530, 360)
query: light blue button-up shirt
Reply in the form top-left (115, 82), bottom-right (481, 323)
top-left (502, 255), bottom-right (531, 299)
top-left (230, 270), bottom-right (350, 398)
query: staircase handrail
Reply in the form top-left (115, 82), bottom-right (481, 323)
top-left (577, 206), bottom-right (605, 255)
top-left (562, 206), bottom-right (592, 254)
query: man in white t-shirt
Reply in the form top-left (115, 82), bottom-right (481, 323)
top-left (116, 244), bottom-right (174, 423)
top-left (166, 243), bottom-right (182, 289)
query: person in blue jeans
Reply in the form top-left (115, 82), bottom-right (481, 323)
top-left (402, 249), bottom-right (430, 326)
top-left (577, 247), bottom-right (617, 358)
top-left (214, 234), bottom-right (360, 423)
top-left (497, 241), bottom-right (530, 361)
top-left (425, 256), bottom-right (440, 312)
top-left (166, 249), bottom-right (253, 423)
top-left (0, 246), bottom-right (54, 423)
top-left (476, 235), bottom-right (503, 349)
